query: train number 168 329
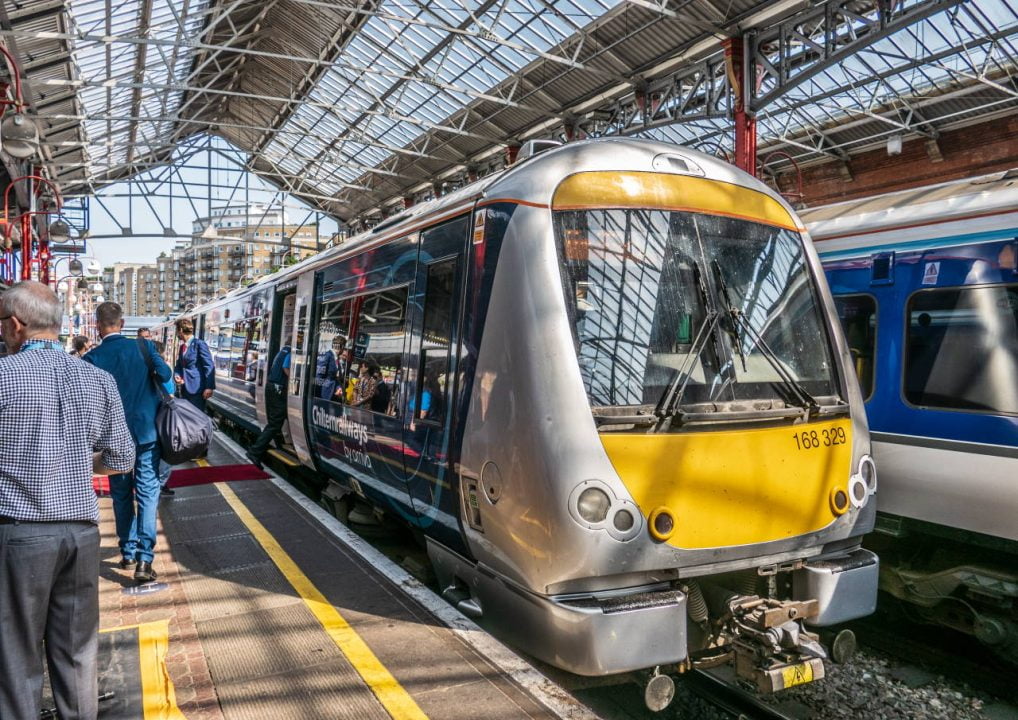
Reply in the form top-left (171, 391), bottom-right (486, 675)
top-left (793, 427), bottom-right (847, 450)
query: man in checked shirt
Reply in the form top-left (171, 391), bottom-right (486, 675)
top-left (0, 281), bottom-right (134, 720)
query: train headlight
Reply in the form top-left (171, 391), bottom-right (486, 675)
top-left (568, 482), bottom-right (642, 540)
top-left (613, 509), bottom-right (634, 532)
top-left (577, 487), bottom-right (611, 523)
top-left (859, 455), bottom-right (877, 494)
top-left (830, 486), bottom-right (850, 515)
top-left (648, 507), bottom-right (676, 541)
top-left (849, 476), bottom-right (868, 508)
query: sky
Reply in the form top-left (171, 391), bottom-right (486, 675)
top-left (72, 135), bottom-right (341, 270)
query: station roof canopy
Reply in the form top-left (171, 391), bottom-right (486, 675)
top-left (2, 0), bottom-right (1017, 222)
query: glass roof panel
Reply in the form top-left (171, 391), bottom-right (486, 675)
top-left (261, 0), bottom-right (622, 200)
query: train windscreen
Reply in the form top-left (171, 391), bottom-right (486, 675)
top-left (554, 209), bottom-right (838, 418)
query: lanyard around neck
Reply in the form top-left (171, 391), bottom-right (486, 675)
top-left (20, 340), bottom-right (64, 353)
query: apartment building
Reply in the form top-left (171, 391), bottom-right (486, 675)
top-left (171, 204), bottom-right (318, 312)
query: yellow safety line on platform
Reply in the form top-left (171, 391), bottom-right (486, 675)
top-left (101, 620), bottom-right (185, 720)
top-left (216, 482), bottom-right (429, 720)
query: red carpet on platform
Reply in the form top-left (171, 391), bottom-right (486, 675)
top-left (168, 464), bottom-right (270, 487)
top-left (92, 464), bottom-right (268, 495)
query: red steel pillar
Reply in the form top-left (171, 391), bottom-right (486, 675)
top-left (504, 143), bottom-right (521, 166)
top-left (723, 36), bottom-right (757, 177)
top-left (19, 213), bottom-right (31, 280)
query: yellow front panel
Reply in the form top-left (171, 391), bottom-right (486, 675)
top-left (552, 172), bottom-right (803, 231)
top-left (601, 419), bottom-right (853, 549)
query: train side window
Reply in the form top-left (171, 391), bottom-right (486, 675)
top-left (416, 259), bottom-right (457, 424)
top-left (233, 317), bottom-right (263, 386)
top-left (351, 286), bottom-right (409, 416)
top-left (833, 294), bottom-right (877, 400)
top-left (904, 284), bottom-right (1018, 414)
top-left (313, 297), bottom-right (357, 403)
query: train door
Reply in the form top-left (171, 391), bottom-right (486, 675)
top-left (402, 215), bottom-right (470, 546)
top-left (287, 271), bottom-right (315, 466)
top-left (262, 281), bottom-right (296, 437)
top-left (306, 235), bottom-right (418, 517)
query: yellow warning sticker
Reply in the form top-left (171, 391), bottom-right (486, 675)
top-left (781, 661), bottom-right (815, 689)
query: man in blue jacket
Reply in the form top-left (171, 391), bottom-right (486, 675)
top-left (85, 302), bottom-right (173, 583)
top-left (173, 316), bottom-right (215, 411)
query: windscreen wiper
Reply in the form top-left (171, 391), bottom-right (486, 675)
top-left (710, 260), bottom-right (819, 413)
top-left (711, 260), bottom-right (747, 372)
top-left (655, 261), bottom-right (722, 419)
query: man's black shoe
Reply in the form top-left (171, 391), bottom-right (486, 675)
top-left (245, 452), bottom-right (263, 470)
top-left (118, 558), bottom-right (136, 570)
top-left (134, 561), bottom-right (157, 584)
top-left (160, 486), bottom-right (175, 496)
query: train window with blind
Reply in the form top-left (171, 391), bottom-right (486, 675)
top-left (349, 286), bottom-right (409, 416)
top-left (904, 284), bottom-right (1018, 414)
top-left (833, 295), bottom-right (877, 400)
top-left (415, 259), bottom-right (457, 425)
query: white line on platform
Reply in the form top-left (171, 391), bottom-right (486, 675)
top-left (213, 430), bottom-right (601, 720)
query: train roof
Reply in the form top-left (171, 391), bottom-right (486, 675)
top-left (802, 169), bottom-right (1018, 241)
top-left (194, 137), bottom-right (791, 310)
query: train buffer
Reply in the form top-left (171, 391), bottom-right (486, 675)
top-left (91, 432), bottom-right (594, 720)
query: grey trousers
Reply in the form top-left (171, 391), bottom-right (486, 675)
top-left (0, 520), bottom-right (100, 720)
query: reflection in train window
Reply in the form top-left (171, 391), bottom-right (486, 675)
top-left (416, 259), bottom-right (457, 424)
top-left (351, 286), bottom-right (409, 416)
top-left (204, 315), bottom-right (263, 410)
top-left (834, 294), bottom-right (877, 400)
top-left (314, 297), bottom-right (356, 403)
top-left (905, 284), bottom-right (1018, 414)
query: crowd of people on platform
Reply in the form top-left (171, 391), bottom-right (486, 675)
top-left (0, 280), bottom-right (218, 719)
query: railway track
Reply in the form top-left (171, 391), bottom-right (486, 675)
top-left (846, 608), bottom-right (1018, 704)
top-left (684, 668), bottom-right (803, 720)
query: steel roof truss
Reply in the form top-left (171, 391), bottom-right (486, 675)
top-left (748, 0), bottom-right (967, 111)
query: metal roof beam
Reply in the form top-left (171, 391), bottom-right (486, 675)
top-left (241, 0), bottom-right (374, 170)
top-left (170, 0), bottom-right (280, 128)
top-left (34, 76), bottom-right (499, 140)
top-left (124, 0), bottom-right (154, 170)
top-left (1, 27), bottom-right (527, 108)
top-left (747, 0), bottom-right (967, 111)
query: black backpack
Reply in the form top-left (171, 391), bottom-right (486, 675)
top-left (138, 338), bottom-right (213, 464)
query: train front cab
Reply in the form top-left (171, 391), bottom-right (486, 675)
top-left (430, 147), bottom-right (880, 689)
top-left (824, 239), bottom-right (1018, 660)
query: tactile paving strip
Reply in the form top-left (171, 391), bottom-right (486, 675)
top-left (197, 603), bottom-right (347, 682)
top-left (172, 558), bottom-right (300, 624)
top-left (213, 661), bottom-right (391, 720)
top-left (167, 511), bottom-right (250, 544)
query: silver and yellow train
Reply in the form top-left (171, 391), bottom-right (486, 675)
top-left (154, 138), bottom-right (878, 698)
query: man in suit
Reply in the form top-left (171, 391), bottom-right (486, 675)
top-left (173, 316), bottom-right (215, 411)
top-left (84, 302), bottom-right (173, 583)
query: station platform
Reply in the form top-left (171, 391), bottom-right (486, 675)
top-left (93, 433), bottom-right (593, 720)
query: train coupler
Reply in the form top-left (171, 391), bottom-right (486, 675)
top-left (727, 596), bottom-right (827, 693)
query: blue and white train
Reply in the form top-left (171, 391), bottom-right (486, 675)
top-left (804, 171), bottom-right (1018, 661)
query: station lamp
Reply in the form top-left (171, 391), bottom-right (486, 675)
top-left (0, 113), bottom-right (40, 159)
top-left (68, 257), bottom-right (83, 276)
top-left (48, 219), bottom-right (71, 244)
